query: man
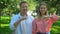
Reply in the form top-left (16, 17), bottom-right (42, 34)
top-left (10, 1), bottom-right (34, 34)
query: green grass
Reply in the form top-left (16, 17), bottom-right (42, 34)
top-left (51, 21), bottom-right (60, 34)
top-left (1, 24), bottom-right (9, 26)
top-left (1, 22), bottom-right (60, 34)
top-left (0, 16), bottom-right (11, 24)
top-left (0, 16), bottom-right (60, 34)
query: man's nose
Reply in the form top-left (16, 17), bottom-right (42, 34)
top-left (41, 9), bottom-right (44, 10)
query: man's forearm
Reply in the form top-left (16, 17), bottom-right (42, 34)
top-left (14, 19), bottom-right (22, 28)
top-left (14, 16), bottom-right (26, 28)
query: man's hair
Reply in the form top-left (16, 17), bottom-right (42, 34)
top-left (20, 1), bottom-right (28, 7)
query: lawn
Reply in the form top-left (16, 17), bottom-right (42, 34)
top-left (0, 16), bottom-right (60, 34)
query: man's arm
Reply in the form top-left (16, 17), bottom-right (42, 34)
top-left (10, 15), bottom-right (26, 30)
top-left (14, 17), bottom-right (26, 28)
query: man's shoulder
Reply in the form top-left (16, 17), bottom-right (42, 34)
top-left (12, 14), bottom-right (19, 18)
top-left (28, 15), bottom-right (33, 17)
top-left (28, 15), bottom-right (34, 20)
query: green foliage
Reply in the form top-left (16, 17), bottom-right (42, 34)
top-left (1, 16), bottom-right (11, 24)
top-left (56, 7), bottom-right (60, 15)
top-left (1, 21), bottom-right (60, 34)
top-left (1, 26), bottom-right (12, 34)
top-left (0, 16), bottom-right (60, 34)
top-left (0, 0), bottom-right (60, 34)
top-left (0, 0), bottom-right (60, 16)
top-left (51, 21), bottom-right (60, 34)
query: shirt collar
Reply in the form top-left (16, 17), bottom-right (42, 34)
top-left (18, 13), bottom-right (29, 18)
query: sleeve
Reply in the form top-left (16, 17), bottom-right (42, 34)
top-left (10, 16), bottom-right (18, 30)
top-left (50, 15), bottom-right (59, 22)
top-left (31, 16), bottom-right (34, 21)
top-left (32, 20), bottom-right (37, 34)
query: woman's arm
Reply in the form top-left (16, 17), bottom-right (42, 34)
top-left (32, 19), bottom-right (37, 34)
top-left (50, 15), bottom-right (59, 22)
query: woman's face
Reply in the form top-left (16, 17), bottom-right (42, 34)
top-left (40, 5), bottom-right (47, 15)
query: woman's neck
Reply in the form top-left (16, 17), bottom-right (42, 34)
top-left (38, 14), bottom-right (46, 20)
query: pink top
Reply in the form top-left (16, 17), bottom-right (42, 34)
top-left (32, 15), bottom-right (58, 34)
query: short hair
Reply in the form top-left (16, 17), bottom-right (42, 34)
top-left (20, 1), bottom-right (28, 7)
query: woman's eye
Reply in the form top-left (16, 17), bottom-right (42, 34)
top-left (40, 8), bottom-right (43, 9)
top-left (44, 8), bottom-right (45, 9)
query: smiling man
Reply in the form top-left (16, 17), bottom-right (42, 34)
top-left (10, 1), bottom-right (34, 34)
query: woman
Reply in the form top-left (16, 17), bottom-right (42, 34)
top-left (32, 2), bottom-right (58, 34)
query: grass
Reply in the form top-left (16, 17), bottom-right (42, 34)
top-left (1, 24), bottom-right (9, 26)
top-left (1, 22), bottom-right (60, 34)
top-left (51, 21), bottom-right (60, 34)
top-left (0, 16), bottom-right (60, 34)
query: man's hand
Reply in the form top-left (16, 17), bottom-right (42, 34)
top-left (20, 15), bottom-right (27, 21)
top-left (14, 15), bottom-right (27, 27)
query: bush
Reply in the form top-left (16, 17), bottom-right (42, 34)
top-left (1, 16), bottom-right (11, 24)
top-left (1, 26), bottom-right (12, 34)
top-left (1, 16), bottom-right (60, 34)
top-left (51, 21), bottom-right (60, 34)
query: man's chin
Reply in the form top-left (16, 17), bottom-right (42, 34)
top-left (23, 12), bottom-right (27, 14)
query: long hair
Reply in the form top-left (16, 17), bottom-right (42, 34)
top-left (37, 2), bottom-right (47, 16)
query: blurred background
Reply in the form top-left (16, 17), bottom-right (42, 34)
top-left (0, 0), bottom-right (60, 34)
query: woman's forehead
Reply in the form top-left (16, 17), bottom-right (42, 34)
top-left (40, 5), bottom-right (47, 8)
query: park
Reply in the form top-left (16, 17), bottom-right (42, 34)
top-left (0, 0), bottom-right (60, 34)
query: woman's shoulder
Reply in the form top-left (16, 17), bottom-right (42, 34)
top-left (33, 17), bottom-right (38, 21)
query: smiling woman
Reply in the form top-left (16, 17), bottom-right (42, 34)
top-left (32, 2), bottom-right (59, 34)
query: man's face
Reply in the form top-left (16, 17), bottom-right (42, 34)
top-left (20, 3), bottom-right (28, 14)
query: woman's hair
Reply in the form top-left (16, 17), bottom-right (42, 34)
top-left (37, 2), bottom-right (47, 16)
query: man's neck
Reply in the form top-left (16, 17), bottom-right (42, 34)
top-left (20, 12), bottom-right (27, 16)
